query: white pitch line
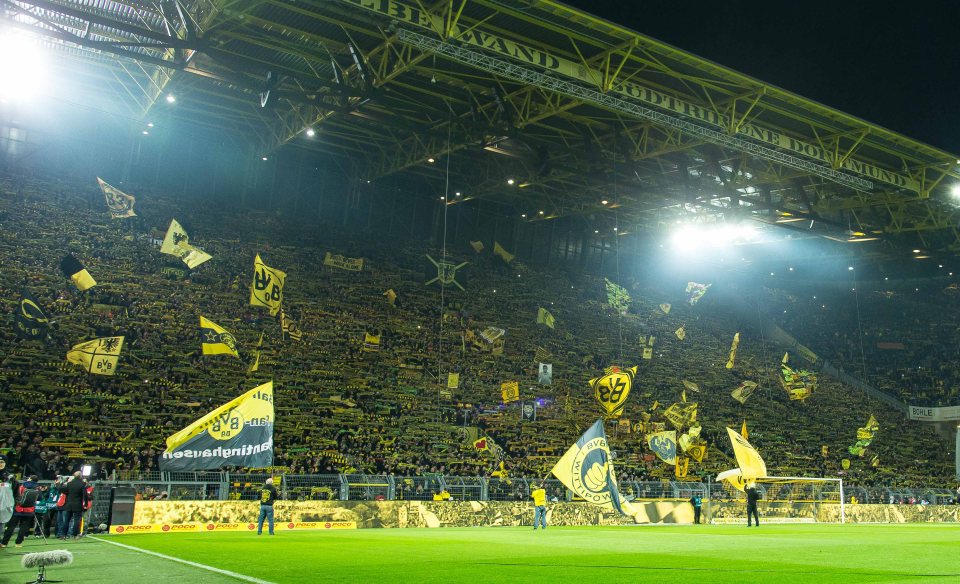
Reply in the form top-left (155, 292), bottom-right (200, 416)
top-left (91, 536), bottom-right (276, 584)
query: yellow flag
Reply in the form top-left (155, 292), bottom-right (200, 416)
top-left (363, 332), bottom-right (381, 352)
top-left (447, 373), bottom-right (460, 389)
top-left (200, 316), bottom-right (239, 358)
top-left (659, 303), bottom-right (671, 314)
top-left (536, 307), bottom-right (556, 329)
top-left (717, 468), bottom-right (747, 491)
top-left (674, 326), bottom-right (686, 340)
top-left (67, 336), bottom-right (124, 375)
top-left (493, 241), bottom-right (514, 263)
top-left (250, 254), bottom-right (285, 316)
top-left (674, 457), bottom-right (689, 478)
top-left (247, 332), bottom-right (263, 373)
top-left (726, 332), bottom-right (740, 369)
top-left (280, 309), bottom-right (303, 341)
top-left (590, 366), bottom-right (636, 418)
top-left (726, 427), bottom-right (766, 480)
top-left (741, 419), bottom-right (749, 441)
top-left (687, 442), bottom-right (707, 463)
top-left (160, 219), bottom-right (212, 269)
top-left (647, 430), bottom-right (677, 465)
top-left (384, 289), bottom-right (398, 306)
top-left (501, 381), bottom-right (519, 403)
top-left (469, 240), bottom-right (484, 253)
top-left (323, 252), bottom-right (364, 271)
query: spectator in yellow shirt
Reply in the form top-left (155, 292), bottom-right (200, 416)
top-left (531, 484), bottom-right (546, 530)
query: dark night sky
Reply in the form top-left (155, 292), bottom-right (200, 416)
top-left (564, 0), bottom-right (960, 154)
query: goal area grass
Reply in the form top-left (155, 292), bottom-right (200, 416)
top-left (1, 524), bottom-right (957, 583)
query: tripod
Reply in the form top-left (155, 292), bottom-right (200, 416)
top-left (31, 514), bottom-right (49, 545)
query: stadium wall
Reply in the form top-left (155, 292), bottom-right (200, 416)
top-left (118, 500), bottom-right (960, 531)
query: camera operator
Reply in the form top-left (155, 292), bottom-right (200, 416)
top-left (0, 474), bottom-right (40, 548)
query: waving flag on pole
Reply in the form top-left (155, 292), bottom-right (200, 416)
top-left (160, 381), bottom-right (274, 471)
top-left (250, 254), bottom-right (286, 316)
top-left (97, 177), bottom-right (136, 218)
top-left (551, 419), bottom-right (628, 515)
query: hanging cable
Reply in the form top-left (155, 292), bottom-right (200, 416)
top-left (612, 136), bottom-right (624, 366)
top-left (436, 117), bottom-right (453, 421)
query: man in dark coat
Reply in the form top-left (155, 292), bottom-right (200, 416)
top-left (746, 482), bottom-right (761, 527)
top-left (57, 472), bottom-right (87, 539)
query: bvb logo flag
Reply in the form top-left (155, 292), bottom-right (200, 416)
top-left (15, 289), bottom-right (49, 340)
top-left (250, 254), bottom-right (285, 316)
top-left (67, 336), bottom-right (124, 375)
top-left (731, 381), bottom-right (759, 404)
top-left (60, 254), bottom-right (97, 291)
top-left (590, 365), bottom-right (637, 418)
top-left (280, 309), bottom-right (302, 341)
top-left (199, 316), bottom-right (239, 358)
top-left (716, 468), bottom-right (748, 492)
top-left (501, 381), bottom-right (520, 403)
top-left (97, 177), bottom-right (136, 219)
top-left (674, 326), bottom-right (686, 341)
top-left (425, 254), bottom-right (469, 291)
top-left (551, 419), bottom-right (629, 515)
top-left (687, 442), bottom-right (707, 463)
top-left (647, 430), bottom-right (678, 465)
top-left (160, 219), bottom-right (212, 269)
top-left (160, 381), bottom-right (274, 471)
top-left (726, 427), bottom-right (767, 480)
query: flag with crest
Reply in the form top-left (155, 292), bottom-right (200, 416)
top-left (67, 336), bottom-right (124, 375)
top-left (200, 316), bottom-right (239, 358)
top-left (160, 219), bottom-right (212, 269)
top-left (250, 254), bottom-right (285, 316)
top-left (15, 289), bottom-right (49, 340)
top-left (97, 177), bottom-right (136, 218)
top-left (590, 365), bottom-right (637, 418)
top-left (551, 419), bottom-right (629, 515)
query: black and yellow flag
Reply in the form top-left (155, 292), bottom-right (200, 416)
top-left (590, 365), bottom-right (637, 418)
top-left (363, 332), bottom-right (381, 352)
top-left (648, 430), bottom-right (678, 465)
top-left (97, 177), bottom-right (136, 219)
top-left (604, 278), bottom-right (631, 312)
top-left (280, 309), bottom-right (302, 341)
top-left (425, 254), bottom-right (469, 291)
top-left (536, 307), bottom-right (556, 329)
top-left (248, 333), bottom-right (264, 373)
top-left (67, 336), bottom-right (123, 375)
top-left (674, 457), bottom-right (689, 478)
top-left (323, 252), bottom-right (364, 271)
top-left (447, 372), bottom-right (460, 389)
top-left (469, 240), bottom-right (484, 253)
top-left (493, 241), bottom-right (514, 263)
top-left (15, 289), bottom-right (48, 340)
top-left (250, 254), bottom-right (285, 316)
top-left (200, 316), bottom-right (239, 358)
top-left (159, 381), bottom-right (274, 471)
top-left (60, 255), bottom-right (96, 291)
top-left (160, 219), bottom-right (212, 269)
top-left (501, 381), bottom-right (519, 403)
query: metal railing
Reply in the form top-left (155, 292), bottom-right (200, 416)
top-left (101, 471), bottom-right (956, 505)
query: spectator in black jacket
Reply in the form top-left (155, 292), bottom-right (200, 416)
top-left (57, 472), bottom-right (87, 539)
top-left (746, 482), bottom-right (761, 527)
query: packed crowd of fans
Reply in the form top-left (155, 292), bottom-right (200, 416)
top-left (0, 170), bottom-right (954, 493)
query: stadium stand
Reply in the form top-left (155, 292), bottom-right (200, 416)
top-left (0, 170), bottom-right (954, 495)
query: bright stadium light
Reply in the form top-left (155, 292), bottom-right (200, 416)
top-left (951, 184), bottom-right (960, 198)
top-left (166, 93), bottom-right (176, 103)
top-left (0, 30), bottom-right (48, 101)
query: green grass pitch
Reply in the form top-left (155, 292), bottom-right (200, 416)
top-left (1, 524), bottom-right (957, 583)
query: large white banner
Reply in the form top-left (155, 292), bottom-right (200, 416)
top-left (907, 405), bottom-right (960, 422)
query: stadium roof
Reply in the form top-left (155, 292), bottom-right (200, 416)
top-left (4, 0), bottom-right (960, 257)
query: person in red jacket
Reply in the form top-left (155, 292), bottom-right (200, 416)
top-left (1, 475), bottom-right (40, 548)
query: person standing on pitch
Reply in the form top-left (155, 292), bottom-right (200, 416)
top-left (531, 483), bottom-right (547, 530)
top-left (58, 472), bottom-right (88, 539)
top-left (689, 493), bottom-right (703, 524)
top-left (745, 482), bottom-right (761, 527)
top-left (257, 477), bottom-right (278, 535)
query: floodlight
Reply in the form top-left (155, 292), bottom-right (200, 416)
top-left (165, 94), bottom-right (176, 103)
top-left (305, 127), bottom-right (316, 137)
top-left (0, 30), bottom-right (48, 101)
top-left (506, 178), bottom-right (515, 185)
top-left (951, 184), bottom-right (960, 198)
top-left (81, 464), bottom-right (92, 477)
